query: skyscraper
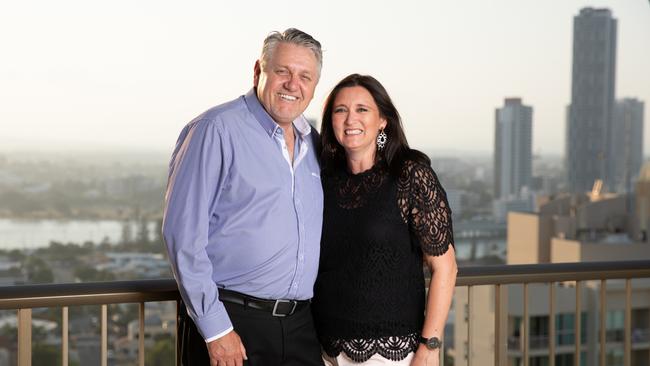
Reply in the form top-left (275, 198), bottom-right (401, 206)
top-left (610, 98), bottom-right (645, 193)
top-left (494, 98), bottom-right (533, 199)
top-left (566, 8), bottom-right (617, 193)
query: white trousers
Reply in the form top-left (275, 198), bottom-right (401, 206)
top-left (322, 352), bottom-right (414, 365)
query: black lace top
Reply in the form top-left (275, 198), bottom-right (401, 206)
top-left (312, 159), bottom-right (454, 362)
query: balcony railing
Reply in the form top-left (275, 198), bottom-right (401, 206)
top-left (0, 280), bottom-right (179, 366)
top-left (1, 260), bottom-right (650, 366)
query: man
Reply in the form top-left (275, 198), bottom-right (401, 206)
top-left (163, 28), bottom-right (324, 366)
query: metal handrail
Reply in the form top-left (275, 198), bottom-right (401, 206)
top-left (0, 278), bottom-right (179, 310)
top-left (2, 260), bottom-right (649, 309)
top-left (456, 259), bottom-right (650, 286)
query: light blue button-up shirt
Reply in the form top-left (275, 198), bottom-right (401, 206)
top-left (163, 89), bottom-right (323, 340)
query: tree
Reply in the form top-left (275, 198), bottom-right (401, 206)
top-left (99, 236), bottom-right (112, 250)
top-left (33, 343), bottom-right (59, 366)
top-left (136, 216), bottom-right (150, 245)
top-left (147, 336), bottom-right (174, 366)
top-left (8, 249), bottom-right (25, 262)
top-left (24, 256), bottom-right (54, 284)
top-left (120, 220), bottom-right (133, 245)
top-left (153, 218), bottom-right (164, 245)
top-left (74, 265), bottom-right (116, 282)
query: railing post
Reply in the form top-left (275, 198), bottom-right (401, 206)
top-left (624, 279), bottom-right (631, 366)
top-left (599, 279), bottom-right (606, 366)
top-left (494, 284), bottom-right (501, 366)
top-left (101, 304), bottom-right (107, 366)
top-left (467, 285), bottom-right (472, 366)
top-left (62, 306), bottom-right (68, 366)
top-left (17, 308), bottom-right (32, 366)
top-left (575, 281), bottom-right (581, 366)
top-left (494, 284), bottom-right (507, 366)
top-left (139, 302), bottom-right (145, 366)
top-left (523, 283), bottom-right (529, 366)
top-left (549, 283), bottom-right (556, 366)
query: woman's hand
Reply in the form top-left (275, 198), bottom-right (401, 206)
top-left (410, 344), bottom-right (439, 366)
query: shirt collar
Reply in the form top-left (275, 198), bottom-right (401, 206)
top-left (244, 88), bottom-right (312, 139)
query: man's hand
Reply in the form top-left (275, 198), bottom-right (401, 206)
top-left (206, 330), bottom-right (248, 366)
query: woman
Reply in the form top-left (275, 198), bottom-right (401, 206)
top-left (312, 74), bottom-right (457, 366)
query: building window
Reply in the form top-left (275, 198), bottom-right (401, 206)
top-left (606, 310), bottom-right (625, 342)
top-left (556, 312), bottom-right (587, 345)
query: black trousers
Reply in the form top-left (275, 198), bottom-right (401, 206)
top-left (178, 299), bottom-right (324, 366)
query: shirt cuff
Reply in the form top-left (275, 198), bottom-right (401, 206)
top-left (205, 326), bottom-right (234, 343)
top-left (193, 304), bottom-right (233, 341)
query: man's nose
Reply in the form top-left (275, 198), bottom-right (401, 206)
top-left (284, 75), bottom-right (299, 91)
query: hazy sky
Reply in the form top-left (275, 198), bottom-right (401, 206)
top-left (1, 0), bottom-right (649, 156)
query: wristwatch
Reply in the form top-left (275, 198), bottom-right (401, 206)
top-left (419, 336), bottom-right (442, 350)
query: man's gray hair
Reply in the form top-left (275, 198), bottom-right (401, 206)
top-left (260, 28), bottom-right (323, 72)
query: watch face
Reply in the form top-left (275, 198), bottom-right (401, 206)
top-left (426, 337), bottom-right (441, 349)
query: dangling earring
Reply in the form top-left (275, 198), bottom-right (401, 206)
top-left (377, 129), bottom-right (387, 150)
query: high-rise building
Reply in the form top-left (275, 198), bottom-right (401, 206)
top-left (610, 98), bottom-right (645, 193)
top-left (494, 98), bottom-right (533, 199)
top-left (566, 8), bottom-right (617, 193)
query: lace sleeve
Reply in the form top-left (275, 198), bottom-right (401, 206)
top-left (398, 161), bottom-right (454, 256)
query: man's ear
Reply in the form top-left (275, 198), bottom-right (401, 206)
top-left (253, 60), bottom-right (261, 87)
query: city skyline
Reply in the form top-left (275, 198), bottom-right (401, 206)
top-left (1, 1), bottom-right (649, 156)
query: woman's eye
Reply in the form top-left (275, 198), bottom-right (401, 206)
top-left (333, 108), bottom-right (346, 113)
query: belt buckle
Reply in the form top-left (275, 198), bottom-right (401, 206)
top-left (272, 299), bottom-right (297, 317)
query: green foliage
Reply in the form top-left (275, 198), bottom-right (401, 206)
top-left (146, 336), bottom-right (175, 366)
top-left (35, 241), bottom-right (93, 264)
top-left (7, 249), bottom-right (26, 261)
top-left (0, 324), bottom-right (15, 338)
top-left (136, 217), bottom-right (150, 244)
top-left (73, 265), bottom-right (116, 282)
top-left (33, 343), bottom-right (60, 366)
top-left (121, 220), bottom-right (134, 245)
top-left (24, 256), bottom-right (54, 283)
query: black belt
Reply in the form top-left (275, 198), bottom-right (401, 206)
top-left (218, 289), bottom-right (310, 317)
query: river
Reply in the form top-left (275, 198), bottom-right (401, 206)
top-left (0, 219), bottom-right (157, 250)
top-left (0, 219), bottom-right (505, 261)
